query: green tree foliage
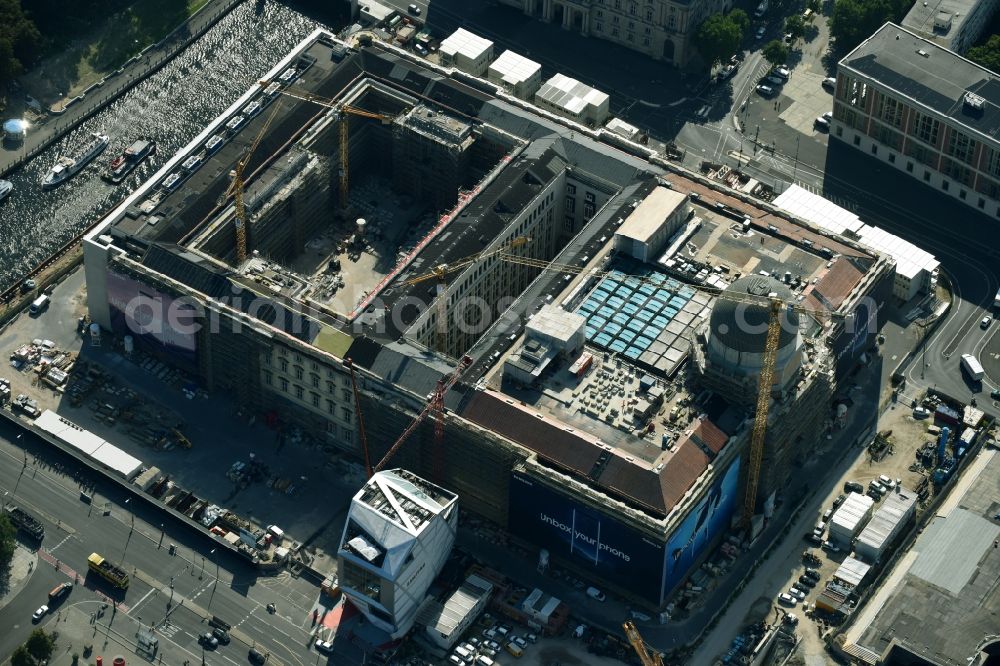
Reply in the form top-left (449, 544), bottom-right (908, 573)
top-left (786, 14), bottom-right (807, 39)
top-left (730, 8), bottom-right (751, 35)
top-left (762, 39), bottom-right (790, 66)
top-left (10, 646), bottom-right (32, 666)
top-left (25, 629), bottom-right (55, 662)
top-left (829, 0), bottom-right (912, 52)
top-left (0, 0), bottom-right (40, 86)
top-left (0, 514), bottom-right (15, 567)
top-left (695, 12), bottom-right (744, 65)
top-left (807, 0), bottom-right (822, 14)
top-left (968, 35), bottom-right (1000, 73)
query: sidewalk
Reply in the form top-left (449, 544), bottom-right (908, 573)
top-left (0, 0), bottom-right (245, 180)
top-left (0, 546), bottom-right (37, 613)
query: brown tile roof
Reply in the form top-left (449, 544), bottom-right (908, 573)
top-left (460, 389), bottom-right (721, 517)
top-left (689, 417), bottom-right (729, 455)
top-left (804, 256), bottom-right (864, 311)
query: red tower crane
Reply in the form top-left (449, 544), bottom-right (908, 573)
top-left (371, 354), bottom-right (472, 479)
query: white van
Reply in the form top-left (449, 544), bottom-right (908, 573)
top-left (29, 295), bottom-right (50, 315)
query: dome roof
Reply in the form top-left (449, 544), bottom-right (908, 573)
top-left (708, 275), bottom-right (799, 354)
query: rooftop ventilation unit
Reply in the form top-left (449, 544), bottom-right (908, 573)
top-left (964, 91), bottom-right (986, 111)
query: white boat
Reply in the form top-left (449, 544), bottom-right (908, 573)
top-left (0, 179), bottom-right (11, 203)
top-left (42, 132), bottom-right (110, 189)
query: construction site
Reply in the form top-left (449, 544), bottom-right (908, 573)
top-left (70, 27), bottom-right (908, 631)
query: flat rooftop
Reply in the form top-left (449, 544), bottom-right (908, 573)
top-left (840, 22), bottom-right (1000, 142)
top-left (846, 450), bottom-right (1000, 665)
top-left (901, 0), bottom-right (979, 45)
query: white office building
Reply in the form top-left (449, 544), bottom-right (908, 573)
top-left (534, 73), bottom-right (610, 126)
top-left (439, 28), bottom-right (494, 76)
top-left (488, 50), bottom-right (543, 100)
top-left (773, 184), bottom-right (940, 301)
top-left (338, 469), bottom-right (459, 639)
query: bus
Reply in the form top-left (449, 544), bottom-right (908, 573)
top-left (961, 353), bottom-right (985, 381)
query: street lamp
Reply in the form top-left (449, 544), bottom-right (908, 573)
top-left (122, 498), bottom-right (135, 560)
top-left (207, 549), bottom-right (219, 611)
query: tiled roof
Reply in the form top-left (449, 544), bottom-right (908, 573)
top-left (460, 389), bottom-right (722, 517)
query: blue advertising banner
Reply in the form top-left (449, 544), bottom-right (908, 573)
top-left (508, 457), bottom-right (741, 606)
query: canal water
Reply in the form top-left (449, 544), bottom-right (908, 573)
top-left (0, 1), bottom-right (322, 291)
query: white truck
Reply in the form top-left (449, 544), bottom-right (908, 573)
top-left (961, 353), bottom-right (985, 381)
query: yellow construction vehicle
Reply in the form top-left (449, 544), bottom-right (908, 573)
top-left (623, 620), bottom-right (663, 666)
top-left (265, 83), bottom-right (395, 208)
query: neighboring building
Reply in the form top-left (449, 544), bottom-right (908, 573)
top-left (496, 0), bottom-right (730, 67)
top-left (605, 117), bottom-right (642, 141)
top-left (833, 555), bottom-right (872, 590)
top-left (773, 185), bottom-right (939, 301)
top-left (854, 488), bottom-right (917, 563)
top-left (337, 469), bottom-right (458, 639)
top-left (488, 50), bottom-right (543, 100)
top-left (613, 186), bottom-right (689, 262)
top-left (835, 23), bottom-right (1000, 220)
top-left (901, 0), bottom-right (999, 52)
top-left (828, 492), bottom-right (874, 547)
top-left (503, 306), bottom-right (586, 385)
top-left (417, 573), bottom-right (494, 651)
top-left (392, 104), bottom-right (476, 212)
top-left (535, 74), bottom-right (610, 126)
top-left (439, 28), bottom-right (494, 76)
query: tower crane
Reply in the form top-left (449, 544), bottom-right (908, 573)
top-left (345, 358), bottom-right (373, 478)
top-left (623, 620), bottom-right (663, 666)
top-left (224, 102), bottom-right (283, 264)
top-left (395, 236), bottom-right (531, 354)
top-left (371, 354), bottom-right (472, 478)
top-left (264, 82), bottom-right (394, 208)
top-left (404, 247), bottom-right (845, 530)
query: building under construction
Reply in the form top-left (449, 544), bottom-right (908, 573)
top-left (82, 30), bottom-right (895, 608)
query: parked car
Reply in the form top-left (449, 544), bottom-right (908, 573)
top-left (249, 648), bottom-right (266, 665)
top-left (822, 508), bottom-right (833, 523)
top-left (774, 65), bottom-right (791, 79)
top-left (799, 574), bottom-right (817, 587)
top-left (407, 3), bottom-right (421, 14)
top-left (844, 481), bottom-right (864, 494)
top-left (804, 568), bottom-right (821, 581)
top-left (777, 593), bottom-right (797, 607)
top-left (212, 628), bottom-right (230, 644)
top-left (766, 75), bottom-right (785, 86)
top-left (833, 494), bottom-right (847, 508)
top-left (586, 586), bottom-right (606, 602)
top-left (793, 582), bottom-right (810, 594)
top-left (199, 633), bottom-right (219, 649)
top-left (32, 605), bottom-right (48, 622)
top-left (526, 633), bottom-right (538, 644)
top-left (991, 389), bottom-right (1000, 400)
top-left (983, 316), bottom-right (993, 328)
top-left (512, 635), bottom-right (528, 649)
top-left (756, 25), bottom-right (767, 39)
top-left (815, 115), bottom-right (830, 130)
top-left (788, 587), bottom-right (806, 601)
top-left (757, 84), bottom-right (775, 97)
top-left (822, 540), bottom-right (841, 553)
top-left (822, 77), bottom-right (837, 90)
top-left (806, 532), bottom-right (823, 545)
top-left (315, 639), bottom-right (334, 654)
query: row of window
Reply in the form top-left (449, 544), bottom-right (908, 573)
top-left (844, 128), bottom-right (1000, 214)
top-left (263, 370), bottom-right (353, 421)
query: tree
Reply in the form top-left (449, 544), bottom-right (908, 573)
top-left (10, 646), bottom-right (32, 666)
top-left (762, 39), bottom-right (790, 66)
top-left (968, 34), bottom-right (1000, 73)
top-left (829, 0), bottom-right (911, 52)
top-left (695, 13), bottom-right (743, 65)
top-left (0, 514), bottom-right (14, 567)
top-left (785, 14), bottom-right (807, 39)
top-left (807, 0), bottom-right (822, 14)
top-left (730, 8), bottom-right (751, 35)
top-left (25, 628), bottom-right (55, 662)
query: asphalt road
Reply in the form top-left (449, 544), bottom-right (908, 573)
top-left (0, 419), bottom-right (331, 666)
top-left (823, 140), bottom-right (1000, 412)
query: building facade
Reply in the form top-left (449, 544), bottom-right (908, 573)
top-left (901, 0), bottom-right (1000, 53)
top-left (835, 23), bottom-right (1000, 220)
top-left (497, 0), bottom-right (731, 67)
